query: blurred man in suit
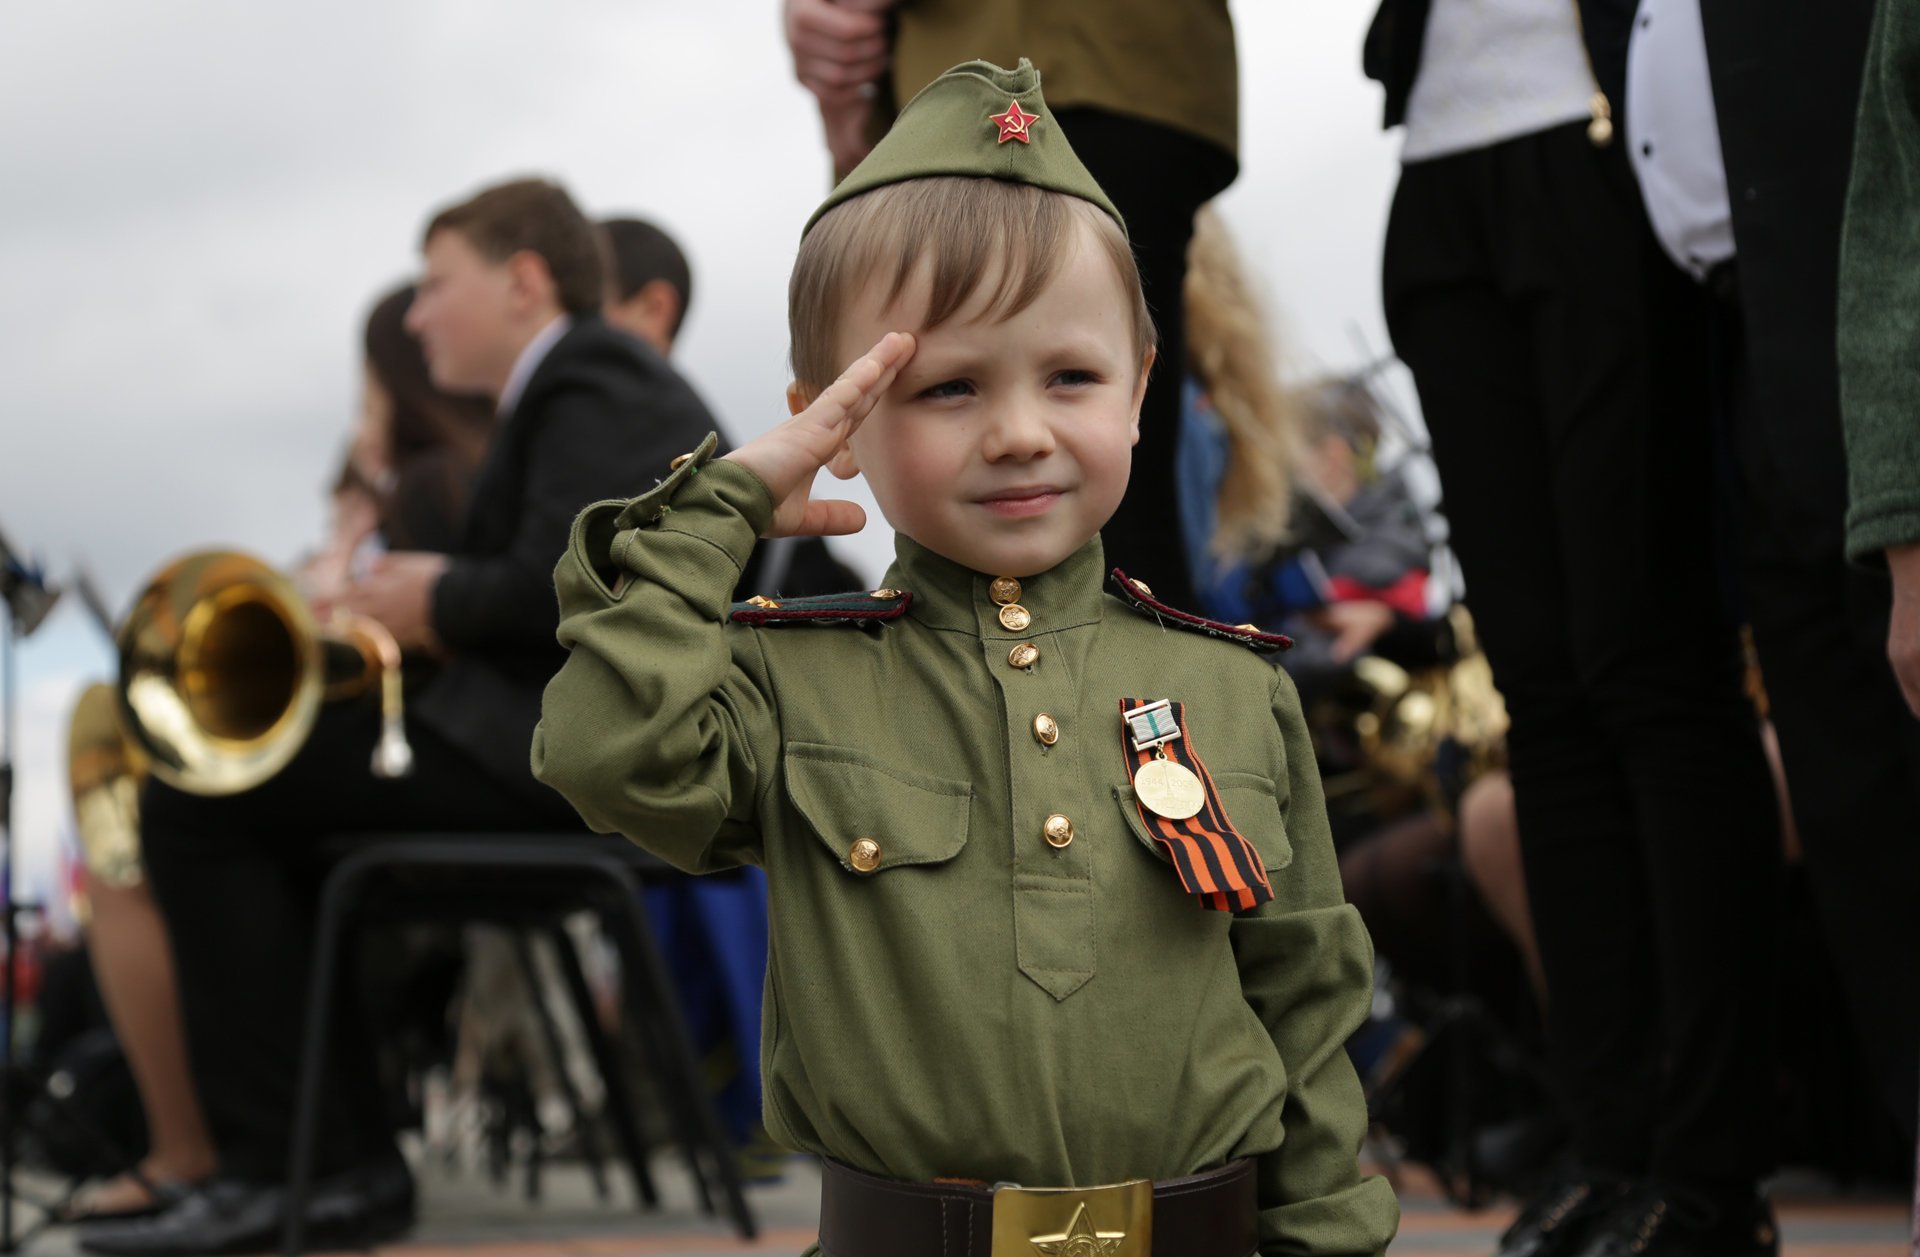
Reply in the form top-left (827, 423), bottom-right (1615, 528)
top-left (85, 177), bottom-right (721, 1256)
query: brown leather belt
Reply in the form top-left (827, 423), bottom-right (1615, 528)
top-left (818, 1157), bottom-right (1259, 1257)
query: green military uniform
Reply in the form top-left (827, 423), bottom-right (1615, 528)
top-left (533, 57), bottom-right (1396, 1257)
top-left (533, 444), bottom-right (1398, 1256)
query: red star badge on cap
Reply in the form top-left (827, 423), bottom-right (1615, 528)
top-left (989, 99), bottom-right (1037, 144)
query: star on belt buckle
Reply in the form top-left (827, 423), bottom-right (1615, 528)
top-left (990, 1179), bottom-right (1152, 1257)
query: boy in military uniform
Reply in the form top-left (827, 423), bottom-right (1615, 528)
top-left (534, 59), bottom-right (1399, 1257)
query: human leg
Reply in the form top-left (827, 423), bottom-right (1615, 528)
top-left (1054, 108), bottom-right (1235, 611)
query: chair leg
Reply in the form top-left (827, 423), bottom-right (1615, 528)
top-left (603, 900), bottom-right (757, 1239)
top-left (547, 925), bottom-right (659, 1209)
top-left (511, 932), bottom-right (611, 1204)
top-left (280, 871), bottom-right (361, 1257)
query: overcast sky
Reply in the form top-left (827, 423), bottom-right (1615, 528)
top-left (0, 1), bottom-right (1410, 902)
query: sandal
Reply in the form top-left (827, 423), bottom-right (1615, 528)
top-left (59, 1171), bottom-right (198, 1224)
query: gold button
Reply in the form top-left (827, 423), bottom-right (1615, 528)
top-left (1042, 814), bottom-right (1074, 849)
top-left (1130, 578), bottom-right (1153, 597)
top-left (989, 576), bottom-right (1023, 605)
top-left (848, 837), bottom-right (881, 873)
top-left (670, 452), bottom-right (694, 471)
top-left (1032, 713), bottom-right (1059, 746)
top-left (745, 594), bottom-right (781, 609)
top-left (1008, 643), bottom-right (1040, 669)
top-left (998, 603), bottom-right (1032, 631)
top-left (871, 588), bottom-right (901, 599)
top-left (1235, 623), bottom-right (1261, 633)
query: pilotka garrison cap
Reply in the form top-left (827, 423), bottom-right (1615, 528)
top-left (802, 58), bottom-right (1126, 238)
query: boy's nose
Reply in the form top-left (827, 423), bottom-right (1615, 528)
top-left (981, 401), bottom-right (1057, 462)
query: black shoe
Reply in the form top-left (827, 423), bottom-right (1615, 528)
top-left (1499, 1175), bottom-right (1633, 1257)
top-left (77, 1159), bottom-right (414, 1256)
top-left (1573, 1183), bottom-right (1777, 1257)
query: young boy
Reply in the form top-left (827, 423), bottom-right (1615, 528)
top-left (534, 60), bottom-right (1399, 1257)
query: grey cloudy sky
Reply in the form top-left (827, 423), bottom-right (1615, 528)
top-left (1, 1), bottom-right (1408, 899)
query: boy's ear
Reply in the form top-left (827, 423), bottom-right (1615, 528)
top-left (827, 441), bottom-right (862, 479)
top-left (1129, 347), bottom-right (1157, 445)
top-left (785, 381), bottom-right (811, 416)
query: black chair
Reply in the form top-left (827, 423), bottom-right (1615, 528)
top-left (279, 834), bottom-right (757, 1255)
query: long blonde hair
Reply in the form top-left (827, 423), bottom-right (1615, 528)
top-left (1184, 207), bottom-right (1297, 563)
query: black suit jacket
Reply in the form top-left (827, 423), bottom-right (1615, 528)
top-left (1363, 0), bottom-right (1637, 132)
top-left (1700, 0), bottom-right (1875, 553)
top-left (414, 315), bottom-right (717, 807)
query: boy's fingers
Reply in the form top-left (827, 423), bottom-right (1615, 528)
top-left (783, 499), bottom-right (867, 538)
top-left (807, 332), bottom-right (914, 432)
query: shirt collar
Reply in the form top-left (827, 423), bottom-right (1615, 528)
top-left (883, 531), bottom-right (1110, 639)
top-left (497, 314), bottom-right (571, 420)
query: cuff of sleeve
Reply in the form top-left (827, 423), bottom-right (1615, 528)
top-left (553, 432), bottom-right (776, 617)
top-left (1844, 491), bottom-right (1920, 566)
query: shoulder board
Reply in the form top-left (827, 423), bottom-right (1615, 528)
top-left (1108, 569), bottom-right (1291, 652)
top-left (729, 588), bottom-right (912, 627)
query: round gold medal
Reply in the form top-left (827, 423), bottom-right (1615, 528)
top-left (1135, 758), bottom-right (1205, 821)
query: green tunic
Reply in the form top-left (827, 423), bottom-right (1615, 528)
top-left (1839, 0), bottom-right (1920, 563)
top-left (532, 439), bottom-right (1400, 1257)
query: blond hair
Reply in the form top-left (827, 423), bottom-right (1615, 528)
top-left (789, 176), bottom-right (1155, 395)
top-left (1184, 207), bottom-right (1297, 563)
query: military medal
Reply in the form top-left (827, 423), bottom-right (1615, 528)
top-left (1117, 698), bottom-right (1275, 912)
top-left (1134, 756), bottom-right (1204, 821)
top-left (1122, 700), bottom-right (1204, 820)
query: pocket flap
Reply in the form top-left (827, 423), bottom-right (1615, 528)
top-left (785, 742), bottom-right (973, 873)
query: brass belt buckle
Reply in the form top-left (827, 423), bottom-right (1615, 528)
top-left (989, 1178), bottom-right (1153, 1257)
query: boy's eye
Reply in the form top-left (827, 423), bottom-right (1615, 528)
top-left (919, 378), bottom-right (974, 400)
top-left (1052, 369), bottom-right (1098, 388)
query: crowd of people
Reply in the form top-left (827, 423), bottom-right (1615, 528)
top-left (14, 2), bottom-right (1919, 1256)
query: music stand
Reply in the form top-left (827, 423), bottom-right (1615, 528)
top-left (0, 524), bottom-right (60, 1254)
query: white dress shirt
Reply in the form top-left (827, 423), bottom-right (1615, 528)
top-left (497, 315), bottom-right (571, 421)
top-left (1626, 0), bottom-right (1735, 280)
top-left (1401, 0), bottom-right (1597, 163)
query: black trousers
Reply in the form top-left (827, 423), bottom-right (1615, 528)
top-left (141, 698), bottom-right (578, 1182)
top-left (1712, 265), bottom-right (1920, 1148)
top-left (1055, 108), bottom-right (1236, 612)
top-left (1382, 122), bottom-right (1782, 1186)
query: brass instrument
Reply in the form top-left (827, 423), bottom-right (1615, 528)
top-left (1317, 606), bottom-right (1511, 820)
top-left (115, 549), bottom-right (412, 797)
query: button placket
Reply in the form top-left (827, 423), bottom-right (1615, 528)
top-left (981, 593), bottom-right (1094, 1002)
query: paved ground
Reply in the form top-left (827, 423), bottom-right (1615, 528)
top-left (13, 1157), bottom-right (1912, 1256)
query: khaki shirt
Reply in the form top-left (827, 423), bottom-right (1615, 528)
top-left (534, 440), bottom-right (1399, 1256)
top-left (890, 0), bottom-right (1239, 158)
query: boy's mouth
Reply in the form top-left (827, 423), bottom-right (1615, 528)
top-left (976, 485), bottom-right (1065, 518)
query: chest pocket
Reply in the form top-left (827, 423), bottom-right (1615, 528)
top-left (784, 742), bottom-right (973, 874)
top-left (1114, 769), bottom-right (1294, 875)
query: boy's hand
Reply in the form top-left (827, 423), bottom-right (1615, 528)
top-left (724, 332), bottom-right (914, 538)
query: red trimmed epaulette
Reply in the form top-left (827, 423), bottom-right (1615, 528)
top-left (729, 588), bottom-right (912, 626)
top-left (1108, 569), bottom-right (1292, 652)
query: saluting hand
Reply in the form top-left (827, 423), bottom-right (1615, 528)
top-left (724, 332), bottom-right (914, 538)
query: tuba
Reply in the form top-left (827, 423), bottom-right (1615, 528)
top-left (114, 549), bottom-right (413, 796)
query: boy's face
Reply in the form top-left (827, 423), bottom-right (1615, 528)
top-left (406, 228), bottom-right (520, 399)
top-left (824, 219), bottom-right (1151, 578)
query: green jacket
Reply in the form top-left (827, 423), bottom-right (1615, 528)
top-left (1839, 0), bottom-right (1920, 562)
top-left (889, 0), bottom-right (1238, 160)
top-left (533, 438), bottom-right (1399, 1257)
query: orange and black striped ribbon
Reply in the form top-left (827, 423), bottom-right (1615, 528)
top-left (1118, 698), bottom-right (1274, 913)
